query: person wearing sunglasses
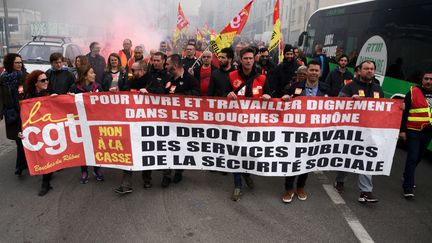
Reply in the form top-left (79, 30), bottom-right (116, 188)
top-left (114, 60), bottom-right (165, 194)
top-left (257, 47), bottom-right (277, 94)
top-left (21, 70), bottom-right (53, 195)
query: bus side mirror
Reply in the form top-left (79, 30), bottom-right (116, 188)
top-left (298, 31), bottom-right (307, 46)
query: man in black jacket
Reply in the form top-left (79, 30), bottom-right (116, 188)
top-left (182, 44), bottom-right (200, 72)
top-left (273, 44), bottom-right (299, 97)
top-left (257, 47), bottom-right (277, 82)
top-left (46, 52), bottom-right (75, 94)
top-left (325, 54), bottom-right (354, 97)
top-left (161, 54), bottom-right (200, 188)
top-left (207, 47), bottom-right (235, 97)
top-left (149, 51), bottom-right (171, 87)
top-left (165, 54), bottom-right (200, 96)
top-left (129, 60), bottom-right (164, 94)
top-left (334, 60), bottom-right (383, 203)
top-left (115, 59), bottom-right (164, 194)
top-left (86, 42), bottom-right (106, 86)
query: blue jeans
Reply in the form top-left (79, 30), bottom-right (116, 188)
top-left (285, 173), bottom-right (308, 190)
top-left (233, 173), bottom-right (250, 188)
top-left (403, 130), bottom-right (432, 190)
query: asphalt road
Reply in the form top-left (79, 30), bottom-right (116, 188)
top-left (0, 121), bottom-right (431, 243)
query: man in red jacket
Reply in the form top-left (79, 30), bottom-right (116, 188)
top-left (227, 47), bottom-right (271, 202)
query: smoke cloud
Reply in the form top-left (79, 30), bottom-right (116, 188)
top-left (8, 0), bottom-right (182, 55)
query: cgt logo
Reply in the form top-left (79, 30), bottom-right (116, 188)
top-left (21, 101), bottom-right (83, 155)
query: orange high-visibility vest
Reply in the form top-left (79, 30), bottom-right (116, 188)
top-left (229, 70), bottom-right (266, 98)
top-left (118, 49), bottom-right (134, 69)
top-left (407, 86), bottom-right (432, 131)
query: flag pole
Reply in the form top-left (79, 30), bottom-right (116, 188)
top-left (190, 44), bottom-right (211, 70)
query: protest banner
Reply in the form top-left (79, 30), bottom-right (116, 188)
top-left (20, 93), bottom-right (402, 176)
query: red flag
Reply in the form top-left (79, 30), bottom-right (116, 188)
top-left (210, 0), bottom-right (254, 54)
top-left (177, 3), bottom-right (189, 31)
top-left (174, 3), bottom-right (190, 43)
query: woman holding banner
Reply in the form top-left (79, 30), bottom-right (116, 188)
top-left (69, 65), bottom-right (104, 184)
top-left (21, 70), bottom-right (54, 195)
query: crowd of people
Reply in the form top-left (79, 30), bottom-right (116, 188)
top-left (0, 37), bottom-right (431, 205)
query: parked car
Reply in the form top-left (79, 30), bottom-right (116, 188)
top-left (17, 36), bottom-right (83, 72)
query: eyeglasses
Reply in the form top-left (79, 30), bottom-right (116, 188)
top-left (38, 78), bottom-right (49, 83)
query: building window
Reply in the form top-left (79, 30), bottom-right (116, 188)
top-left (0, 17), bottom-right (19, 33)
top-left (298, 6), bottom-right (303, 23)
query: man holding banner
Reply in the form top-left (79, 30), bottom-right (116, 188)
top-left (163, 54), bottom-right (200, 187)
top-left (115, 60), bottom-right (165, 194)
top-left (226, 47), bottom-right (271, 201)
top-left (334, 60), bottom-right (384, 203)
top-left (281, 60), bottom-right (329, 203)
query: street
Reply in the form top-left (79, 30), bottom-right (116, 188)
top-left (0, 121), bottom-right (431, 243)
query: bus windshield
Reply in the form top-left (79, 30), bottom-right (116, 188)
top-left (301, 0), bottom-right (432, 87)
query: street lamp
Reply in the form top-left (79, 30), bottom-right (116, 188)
top-left (2, 0), bottom-right (10, 54)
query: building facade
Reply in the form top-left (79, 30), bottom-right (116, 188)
top-left (239, 0), bottom-right (355, 45)
top-left (0, 8), bottom-right (41, 52)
